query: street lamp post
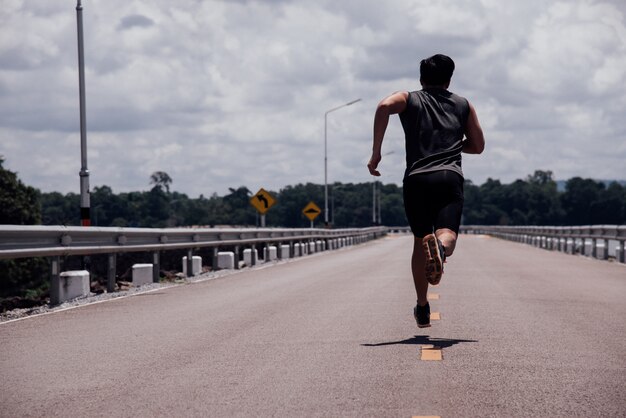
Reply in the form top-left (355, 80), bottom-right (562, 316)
top-left (76, 0), bottom-right (90, 226)
top-left (324, 98), bottom-right (361, 227)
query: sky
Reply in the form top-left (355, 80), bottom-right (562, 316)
top-left (1, 0), bottom-right (625, 197)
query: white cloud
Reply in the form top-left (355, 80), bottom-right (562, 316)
top-left (1, 0), bottom-right (625, 200)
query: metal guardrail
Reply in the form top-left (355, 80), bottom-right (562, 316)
top-left (0, 225), bottom-right (388, 260)
top-left (461, 225), bottom-right (626, 263)
top-left (0, 225), bottom-right (389, 305)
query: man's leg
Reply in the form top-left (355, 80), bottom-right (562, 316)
top-left (412, 236), bottom-right (432, 328)
top-left (411, 236), bottom-right (429, 305)
top-left (435, 228), bottom-right (457, 257)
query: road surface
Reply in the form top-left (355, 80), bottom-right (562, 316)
top-left (1, 234), bottom-right (625, 417)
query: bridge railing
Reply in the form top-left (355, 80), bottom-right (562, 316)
top-left (0, 225), bottom-right (387, 260)
top-left (0, 225), bottom-right (388, 304)
top-left (461, 225), bottom-right (626, 263)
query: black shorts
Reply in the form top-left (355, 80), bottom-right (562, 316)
top-left (403, 170), bottom-right (464, 238)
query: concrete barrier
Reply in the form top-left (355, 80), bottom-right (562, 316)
top-left (243, 248), bottom-right (258, 266)
top-left (267, 246), bottom-right (277, 261)
top-left (280, 245), bottom-right (290, 259)
top-left (54, 270), bottom-right (90, 303)
top-left (309, 242), bottom-right (316, 253)
top-left (294, 243), bottom-right (301, 257)
top-left (182, 256), bottom-right (202, 276)
top-left (132, 264), bottom-right (153, 286)
top-left (217, 252), bottom-right (235, 269)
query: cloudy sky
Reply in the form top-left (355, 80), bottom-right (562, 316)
top-left (1, 0), bottom-right (625, 197)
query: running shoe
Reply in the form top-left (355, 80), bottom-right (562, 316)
top-left (414, 302), bottom-right (431, 328)
top-left (422, 233), bottom-right (446, 285)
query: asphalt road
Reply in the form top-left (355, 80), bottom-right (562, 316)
top-left (1, 234), bottom-right (625, 417)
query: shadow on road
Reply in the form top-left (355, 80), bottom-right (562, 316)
top-left (361, 335), bottom-right (477, 349)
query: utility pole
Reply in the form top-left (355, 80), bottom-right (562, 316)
top-left (76, 0), bottom-right (90, 226)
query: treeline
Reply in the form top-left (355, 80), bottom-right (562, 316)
top-left (464, 171), bottom-right (626, 226)
top-left (39, 182), bottom-right (406, 228)
top-left (2, 158), bottom-right (625, 229)
top-left (36, 172), bottom-right (626, 229)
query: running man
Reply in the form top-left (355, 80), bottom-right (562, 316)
top-left (367, 54), bottom-right (485, 328)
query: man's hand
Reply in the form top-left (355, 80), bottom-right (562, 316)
top-left (367, 153), bottom-right (382, 176)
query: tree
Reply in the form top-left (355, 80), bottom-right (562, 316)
top-left (0, 157), bottom-right (41, 225)
top-left (560, 177), bottom-right (605, 225)
top-left (149, 171), bottom-right (173, 193)
top-left (0, 157), bottom-right (47, 309)
top-left (590, 182), bottom-right (626, 225)
top-left (223, 187), bottom-right (256, 226)
top-left (40, 192), bottom-right (80, 225)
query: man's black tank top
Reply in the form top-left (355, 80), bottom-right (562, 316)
top-left (399, 88), bottom-right (470, 179)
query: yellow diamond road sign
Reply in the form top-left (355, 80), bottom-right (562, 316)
top-left (302, 201), bottom-right (322, 221)
top-left (250, 188), bottom-right (276, 215)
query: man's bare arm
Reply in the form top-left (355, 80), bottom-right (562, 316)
top-left (368, 91), bottom-right (408, 176)
top-left (462, 102), bottom-right (485, 154)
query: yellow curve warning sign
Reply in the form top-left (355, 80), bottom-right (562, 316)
top-left (250, 188), bottom-right (276, 215)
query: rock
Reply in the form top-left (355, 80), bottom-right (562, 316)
top-left (91, 281), bottom-right (106, 294)
top-left (117, 280), bottom-right (133, 290)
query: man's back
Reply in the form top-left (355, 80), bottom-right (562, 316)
top-left (399, 88), bottom-right (470, 179)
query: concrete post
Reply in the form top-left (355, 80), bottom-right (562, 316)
top-left (234, 246), bottom-right (240, 269)
top-left (618, 240), bottom-right (625, 263)
top-left (251, 245), bottom-right (257, 266)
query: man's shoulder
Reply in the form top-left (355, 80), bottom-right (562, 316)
top-left (448, 91), bottom-right (467, 100)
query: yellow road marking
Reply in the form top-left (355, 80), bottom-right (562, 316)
top-left (420, 345), bottom-right (443, 361)
top-left (431, 312), bottom-right (441, 320)
top-left (428, 293), bottom-right (440, 300)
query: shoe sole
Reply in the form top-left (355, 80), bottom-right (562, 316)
top-left (422, 234), bottom-right (443, 285)
top-left (417, 322), bottom-right (431, 328)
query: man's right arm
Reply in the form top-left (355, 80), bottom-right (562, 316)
top-left (462, 102), bottom-right (485, 154)
top-left (368, 91), bottom-right (408, 176)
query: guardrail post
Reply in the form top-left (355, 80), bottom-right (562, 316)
top-left (212, 247), bottom-right (219, 271)
top-left (186, 249), bottom-right (193, 277)
top-left (152, 251), bottom-right (160, 283)
top-left (50, 256), bottom-right (61, 305)
top-left (601, 239), bottom-right (609, 260)
top-left (108, 253), bottom-right (116, 292)
top-left (251, 245), bottom-right (257, 266)
top-left (618, 240), bottom-right (625, 264)
top-left (591, 238), bottom-right (597, 259)
top-left (234, 246), bottom-right (240, 270)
